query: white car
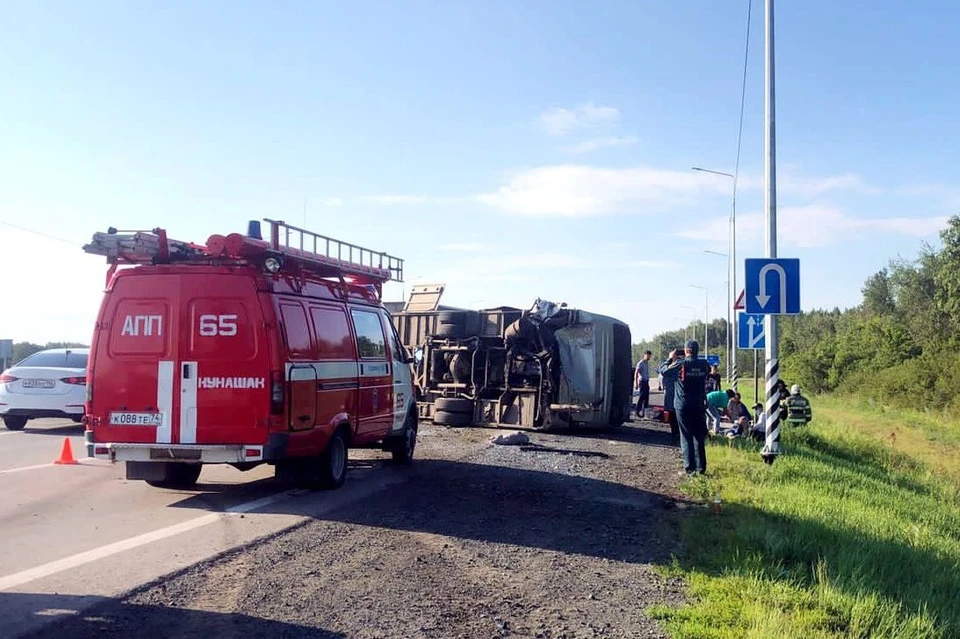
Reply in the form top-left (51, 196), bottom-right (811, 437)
top-left (0, 348), bottom-right (88, 430)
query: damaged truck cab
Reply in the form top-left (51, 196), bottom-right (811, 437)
top-left (390, 286), bottom-right (633, 430)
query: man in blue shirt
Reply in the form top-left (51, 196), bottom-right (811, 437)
top-left (661, 340), bottom-right (712, 475)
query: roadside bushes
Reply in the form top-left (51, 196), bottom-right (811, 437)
top-left (840, 352), bottom-right (960, 414)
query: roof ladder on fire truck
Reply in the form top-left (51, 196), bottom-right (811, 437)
top-left (256, 218), bottom-right (404, 285)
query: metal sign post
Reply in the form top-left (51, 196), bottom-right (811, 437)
top-left (761, 0), bottom-right (780, 465)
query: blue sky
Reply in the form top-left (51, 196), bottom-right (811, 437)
top-left (2, 1), bottom-right (958, 346)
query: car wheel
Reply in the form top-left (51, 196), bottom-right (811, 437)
top-left (3, 416), bottom-right (27, 431)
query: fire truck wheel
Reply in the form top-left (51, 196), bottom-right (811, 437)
top-left (390, 413), bottom-right (418, 465)
top-left (146, 463), bottom-right (202, 489)
top-left (317, 428), bottom-right (349, 489)
top-left (3, 416), bottom-right (27, 431)
top-left (433, 410), bottom-right (472, 427)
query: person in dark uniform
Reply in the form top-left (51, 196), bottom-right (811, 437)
top-left (657, 347), bottom-right (684, 446)
top-left (660, 340), bottom-right (712, 475)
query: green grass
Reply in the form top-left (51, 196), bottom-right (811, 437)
top-left (650, 394), bottom-right (960, 638)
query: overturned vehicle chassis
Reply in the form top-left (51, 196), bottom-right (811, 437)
top-left (393, 298), bottom-right (633, 430)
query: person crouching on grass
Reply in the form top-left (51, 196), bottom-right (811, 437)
top-left (705, 388), bottom-right (735, 435)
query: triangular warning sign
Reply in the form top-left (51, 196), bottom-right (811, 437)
top-left (734, 289), bottom-right (746, 310)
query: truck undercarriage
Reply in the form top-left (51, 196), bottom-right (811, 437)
top-left (391, 287), bottom-right (633, 430)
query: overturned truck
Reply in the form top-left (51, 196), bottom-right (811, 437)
top-left (389, 285), bottom-right (634, 430)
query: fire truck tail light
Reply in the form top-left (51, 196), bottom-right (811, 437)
top-left (270, 371), bottom-right (284, 414)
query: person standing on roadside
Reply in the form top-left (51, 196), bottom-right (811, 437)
top-left (660, 340), bottom-right (711, 475)
top-left (634, 350), bottom-right (652, 418)
top-left (657, 347), bottom-right (684, 446)
top-left (705, 365), bottom-right (722, 393)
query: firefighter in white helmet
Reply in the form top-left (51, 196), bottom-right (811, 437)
top-left (784, 384), bottom-right (812, 427)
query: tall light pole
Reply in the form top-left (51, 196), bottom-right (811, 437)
top-left (703, 249), bottom-right (731, 383)
top-left (689, 285), bottom-right (708, 357)
top-left (692, 166), bottom-right (738, 392)
top-left (761, 0), bottom-right (781, 465)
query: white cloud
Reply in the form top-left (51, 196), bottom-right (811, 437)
top-left (441, 242), bottom-right (492, 252)
top-left (538, 102), bottom-right (620, 136)
top-left (735, 170), bottom-right (883, 197)
top-left (322, 198), bottom-right (343, 207)
top-left (625, 259), bottom-right (678, 268)
top-left (359, 195), bottom-right (432, 205)
top-left (478, 164), bottom-right (730, 217)
top-left (561, 136), bottom-right (639, 154)
top-left (674, 205), bottom-right (948, 248)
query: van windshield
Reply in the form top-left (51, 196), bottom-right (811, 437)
top-left (17, 350), bottom-right (89, 369)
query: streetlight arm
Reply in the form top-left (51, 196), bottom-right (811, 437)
top-left (691, 166), bottom-right (735, 179)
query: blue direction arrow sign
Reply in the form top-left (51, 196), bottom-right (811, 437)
top-left (738, 312), bottom-right (766, 349)
top-left (744, 258), bottom-right (801, 315)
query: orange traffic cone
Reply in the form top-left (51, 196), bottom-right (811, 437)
top-left (54, 437), bottom-right (79, 465)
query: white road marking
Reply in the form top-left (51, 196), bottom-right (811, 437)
top-left (0, 462), bottom-right (55, 474)
top-left (0, 430), bottom-right (23, 436)
top-left (0, 459), bottom-right (111, 474)
top-left (0, 490), bottom-right (295, 591)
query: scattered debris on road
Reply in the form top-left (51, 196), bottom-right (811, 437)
top-left (491, 431), bottom-right (531, 446)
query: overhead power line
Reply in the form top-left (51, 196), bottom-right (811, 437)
top-left (0, 219), bottom-right (82, 247)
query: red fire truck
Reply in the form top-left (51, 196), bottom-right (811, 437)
top-left (81, 219), bottom-right (417, 490)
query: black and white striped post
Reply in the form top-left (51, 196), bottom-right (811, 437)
top-left (760, 0), bottom-right (781, 465)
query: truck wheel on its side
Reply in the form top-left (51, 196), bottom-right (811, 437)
top-left (434, 397), bottom-right (473, 413)
top-left (3, 416), bottom-right (27, 431)
top-left (436, 322), bottom-right (465, 338)
top-left (433, 410), bottom-right (472, 427)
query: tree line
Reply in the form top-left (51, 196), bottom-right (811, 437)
top-left (634, 215), bottom-right (960, 412)
top-left (4, 342), bottom-right (88, 365)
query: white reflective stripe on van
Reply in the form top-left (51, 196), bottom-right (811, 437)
top-left (284, 361), bottom-right (360, 380)
top-left (180, 362), bottom-right (198, 444)
top-left (156, 361), bottom-right (174, 444)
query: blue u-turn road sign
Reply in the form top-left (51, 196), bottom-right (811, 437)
top-left (738, 312), bottom-right (766, 349)
top-left (744, 258), bottom-right (801, 315)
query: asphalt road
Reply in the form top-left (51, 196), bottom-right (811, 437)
top-left (0, 419), bottom-right (419, 638)
top-left (1, 391), bottom-right (676, 638)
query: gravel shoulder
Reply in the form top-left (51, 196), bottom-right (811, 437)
top-left (31, 402), bottom-right (690, 639)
